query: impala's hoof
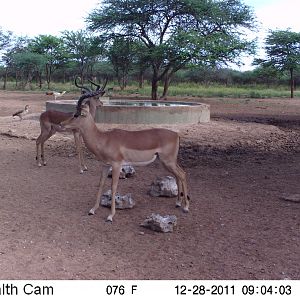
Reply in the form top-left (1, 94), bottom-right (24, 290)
top-left (38, 163), bottom-right (42, 167)
top-left (176, 204), bottom-right (181, 208)
top-left (80, 167), bottom-right (88, 174)
top-left (88, 210), bottom-right (95, 215)
top-left (182, 207), bottom-right (189, 213)
top-left (43, 162), bottom-right (47, 166)
top-left (106, 215), bottom-right (113, 223)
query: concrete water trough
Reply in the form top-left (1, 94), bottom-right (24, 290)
top-left (46, 99), bottom-right (210, 124)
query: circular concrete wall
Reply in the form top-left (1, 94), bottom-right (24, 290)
top-left (46, 99), bottom-right (210, 124)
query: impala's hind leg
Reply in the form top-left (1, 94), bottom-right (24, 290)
top-left (41, 127), bottom-right (56, 166)
top-left (107, 164), bottom-right (122, 222)
top-left (36, 124), bottom-right (53, 167)
top-left (176, 163), bottom-right (190, 211)
top-left (176, 180), bottom-right (184, 208)
top-left (161, 160), bottom-right (189, 212)
top-left (36, 133), bottom-right (45, 167)
top-left (36, 139), bottom-right (41, 167)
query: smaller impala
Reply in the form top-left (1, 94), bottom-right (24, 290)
top-left (36, 77), bottom-right (106, 173)
top-left (61, 91), bottom-right (190, 222)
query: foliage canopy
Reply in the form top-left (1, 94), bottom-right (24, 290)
top-left (87, 0), bottom-right (257, 99)
top-left (255, 29), bottom-right (300, 98)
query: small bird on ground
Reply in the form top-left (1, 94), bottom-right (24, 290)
top-left (46, 91), bottom-right (67, 100)
top-left (12, 105), bottom-right (30, 120)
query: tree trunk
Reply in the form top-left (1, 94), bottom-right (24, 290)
top-left (38, 72), bottom-right (42, 89)
top-left (290, 69), bottom-right (294, 98)
top-left (161, 74), bottom-right (172, 100)
top-left (25, 72), bottom-right (33, 90)
top-left (138, 70), bottom-right (144, 89)
top-left (46, 64), bottom-right (51, 89)
top-left (151, 77), bottom-right (159, 100)
top-left (122, 73), bottom-right (127, 90)
top-left (15, 71), bottom-right (18, 88)
top-left (3, 67), bottom-right (8, 90)
top-left (151, 66), bottom-right (159, 100)
top-left (290, 68), bottom-right (294, 98)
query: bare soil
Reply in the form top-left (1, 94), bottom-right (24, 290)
top-left (0, 90), bottom-right (299, 280)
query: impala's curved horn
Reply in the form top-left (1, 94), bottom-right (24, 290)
top-left (88, 77), bottom-right (108, 91)
top-left (75, 76), bottom-right (92, 93)
top-left (101, 76), bottom-right (108, 91)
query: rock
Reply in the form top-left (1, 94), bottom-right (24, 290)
top-left (108, 165), bottom-right (136, 179)
top-left (141, 213), bottom-right (177, 233)
top-left (149, 176), bottom-right (178, 197)
top-left (279, 194), bottom-right (300, 203)
top-left (101, 190), bottom-right (135, 209)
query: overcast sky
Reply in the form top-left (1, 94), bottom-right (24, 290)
top-left (1, 0), bottom-right (299, 70)
top-left (0, 0), bottom-right (100, 37)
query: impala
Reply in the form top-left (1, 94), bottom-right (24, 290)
top-left (61, 92), bottom-right (190, 222)
top-left (36, 77), bottom-right (107, 173)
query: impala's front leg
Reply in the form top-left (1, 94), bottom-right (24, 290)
top-left (107, 164), bottom-right (122, 222)
top-left (73, 131), bottom-right (88, 174)
top-left (88, 165), bottom-right (110, 215)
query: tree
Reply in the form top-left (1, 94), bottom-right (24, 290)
top-left (1, 36), bottom-right (30, 89)
top-left (131, 41), bottom-right (151, 88)
top-left (251, 64), bottom-right (281, 86)
top-left (62, 30), bottom-right (103, 80)
top-left (1, 28), bottom-right (15, 89)
top-left (255, 30), bottom-right (300, 98)
top-left (29, 35), bottom-right (66, 89)
top-left (108, 37), bottom-right (135, 90)
top-left (87, 0), bottom-right (256, 99)
top-left (11, 51), bottom-right (47, 89)
top-left (0, 27), bottom-right (13, 49)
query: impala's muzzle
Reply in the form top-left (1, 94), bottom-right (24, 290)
top-left (60, 116), bottom-right (75, 130)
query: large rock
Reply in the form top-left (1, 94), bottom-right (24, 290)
top-left (141, 213), bottom-right (177, 233)
top-left (101, 190), bottom-right (135, 209)
top-left (149, 175), bottom-right (178, 197)
top-left (108, 165), bottom-right (136, 179)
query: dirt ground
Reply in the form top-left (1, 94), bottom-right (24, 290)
top-left (0, 90), bottom-right (299, 280)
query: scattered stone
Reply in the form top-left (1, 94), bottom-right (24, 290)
top-left (141, 213), bottom-right (177, 233)
top-left (279, 194), bottom-right (300, 203)
top-left (108, 165), bottom-right (136, 179)
top-left (101, 190), bottom-right (135, 209)
top-left (149, 176), bottom-right (178, 197)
